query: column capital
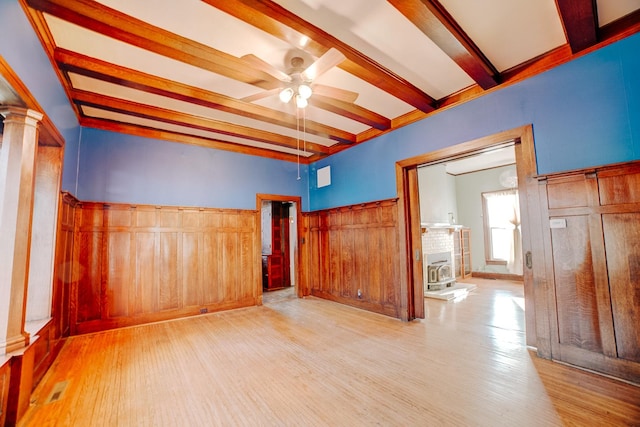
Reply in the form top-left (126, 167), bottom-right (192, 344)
top-left (0, 107), bottom-right (43, 126)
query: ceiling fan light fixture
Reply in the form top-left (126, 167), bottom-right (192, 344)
top-left (295, 94), bottom-right (308, 109)
top-left (298, 83), bottom-right (312, 99)
top-left (279, 87), bottom-right (294, 103)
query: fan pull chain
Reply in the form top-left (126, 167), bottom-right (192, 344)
top-left (296, 107), bottom-right (301, 180)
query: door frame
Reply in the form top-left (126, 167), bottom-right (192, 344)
top-left (396, 124), bottom-right (544, 348)
top-left (256, 194), bottom-right (303, 303)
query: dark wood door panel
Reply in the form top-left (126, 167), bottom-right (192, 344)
top-left (540, 161), bottom-right (640, 384)
top-left (550, 215), bottom-right (603, 353)
top-left (602, 212), bottom-right (640, 363)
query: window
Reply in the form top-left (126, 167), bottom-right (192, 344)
top-left (482, 189), bottom-right (519, 265)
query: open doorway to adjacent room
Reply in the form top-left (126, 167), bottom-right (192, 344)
top-left (418, 144), bottom-right (522, 286)
top-left (257, 194), bottom-right (302, 304)
top-left (396, 125), bottom-right (538, 347)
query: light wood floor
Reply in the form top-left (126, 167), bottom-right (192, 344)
top-left (20, 279), bottom-right (640, 426)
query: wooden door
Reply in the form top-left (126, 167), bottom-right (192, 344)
top-left (266, 203), bottom-right (283, 290)
top-left (265, 202), bottom-right (291, 290)
top-left (281, 203), bottom-right (291, 288)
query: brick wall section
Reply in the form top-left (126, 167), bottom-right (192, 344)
top-left (422, 228), bottom-right (456, 280)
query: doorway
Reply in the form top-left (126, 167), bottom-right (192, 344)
top-left (256, 194), bottom-right (302, 304)
top-left (396, 125), bottom-right (539, 346)
top-left (418, 144), bottom-right (522, 282)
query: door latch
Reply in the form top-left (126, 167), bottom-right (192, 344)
top-left (525, 251), bottom-right (532, 269)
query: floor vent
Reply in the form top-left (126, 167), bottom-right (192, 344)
top-left (45, 381), bottom-right (68, 404)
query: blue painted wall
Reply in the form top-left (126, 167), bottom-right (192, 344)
top-left (2, 0), bottom-right (307, 209)
top-left (77, 128), bottom-right (309, 210)
top-left (4, 0), bottom-right (639, 213)
top-left (309, 33), bottom-right (640, 211)
top-left (1, 0), bottom-right (81, 192)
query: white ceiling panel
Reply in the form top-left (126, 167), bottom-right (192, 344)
top-left (21, 0), bottom-right (639, 162)
top-left (439, 0), bottom-right (567, 71)
top-left (273, 0), bottom-right (475, 98)
top-left (44, 14), bottom-right (260, 99)
top-left (68, 73), bottom-right (338, 146)
top-left (597, 0), bottom-right (640, 26)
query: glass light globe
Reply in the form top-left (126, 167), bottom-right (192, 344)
top-left (298, 84), bottom-right (312, 99)
top-left (295, 95), bottom-right (308, 108)
top-left (279, 88), bottom-right (294, 103)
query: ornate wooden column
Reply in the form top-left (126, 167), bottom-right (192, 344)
top-left (0, 107), bottom-right (43, 355)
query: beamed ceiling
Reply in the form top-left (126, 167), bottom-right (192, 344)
top-left (20, 0), bottom-right (640, 163)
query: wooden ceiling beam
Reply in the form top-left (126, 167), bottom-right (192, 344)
top-left (26, 0), bottom-right (416, 128)
top-left (71, 89), bottom-right (330, 155)
top-left (24, 0), bottom-right (279, 89)
top-left (598, 8), bottom-right (640, 41)
top-left (388, 0), bottom-right (499, 90)
top-left (79, 117), bottom-right (311, 164)
top-left (54, 48), bottom-right (356, 145)
top-left (202, 0), bottom-right (438, 113)
top-left (555, 0), bottom-right (598, 53)
top-left (309, 95), bottom-right (391, 131)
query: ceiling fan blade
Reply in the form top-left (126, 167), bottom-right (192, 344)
top-left (242, 87), bottom-right (280, 103)
top-left (241, 54), bottom-right (292, 83)
top-left (312, 84), bottom-right (359, 104)
top-left (301, 48), bottom-right (346, 81)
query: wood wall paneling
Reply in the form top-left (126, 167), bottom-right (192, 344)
top-left (602, 213), bottom-right (640, 363)
top-left (304, 200), bottom-right (400, 318)
top-left (550, 215), bottom-right (602, 353)
top-left (69, 203), bottom-right (259, 334)
top-left (541, 161), bottom-right (640, 383)
top-left (30, 320), bottom-right (54, 386)
top-left (0, 358), bottom-right (10, 427)
top-left (51, 193), bottom-right (77, 339)
top-left (598, 164), bottom-right (640, 205)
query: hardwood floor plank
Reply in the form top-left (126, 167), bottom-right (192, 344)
top-left (20, 279), bottom-right (640, 426)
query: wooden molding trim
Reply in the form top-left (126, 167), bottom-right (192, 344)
top-left (471, 271), bottom-right (523, 282)
top-left (54, 48), bottom-right (355, 145)
top-left (0, 56), bottom-right (64, 147)
top-left (78, 116), bottom-right (313, 164)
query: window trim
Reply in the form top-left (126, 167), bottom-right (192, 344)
top-left (482, 189), bottom-right (517, 266)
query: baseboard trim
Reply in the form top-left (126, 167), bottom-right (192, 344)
top-left (471, 271), bottom-right (523, 281)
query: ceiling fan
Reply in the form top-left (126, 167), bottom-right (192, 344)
top-left (241, 47), bottom-right (359, 108)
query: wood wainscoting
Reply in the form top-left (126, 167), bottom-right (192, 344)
top-left (66, 200), bottom-right (259, 335)
top-left (0, 357), bottom-right (9, 426)
top-left (301, 199), bottom-right (400, 318)
top-left (539, 161), bottom-right (640, 383)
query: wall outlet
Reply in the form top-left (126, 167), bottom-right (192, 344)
top-left (357, 289), bottom-right (362, 299)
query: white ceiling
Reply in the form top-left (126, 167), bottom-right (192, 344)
top-left (19, 0), bottom-right (640, 162)
top-left (443, 145), bottom-right (516, 176)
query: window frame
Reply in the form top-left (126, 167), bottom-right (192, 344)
top-left (481, 189), bottom-right (518, 266)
